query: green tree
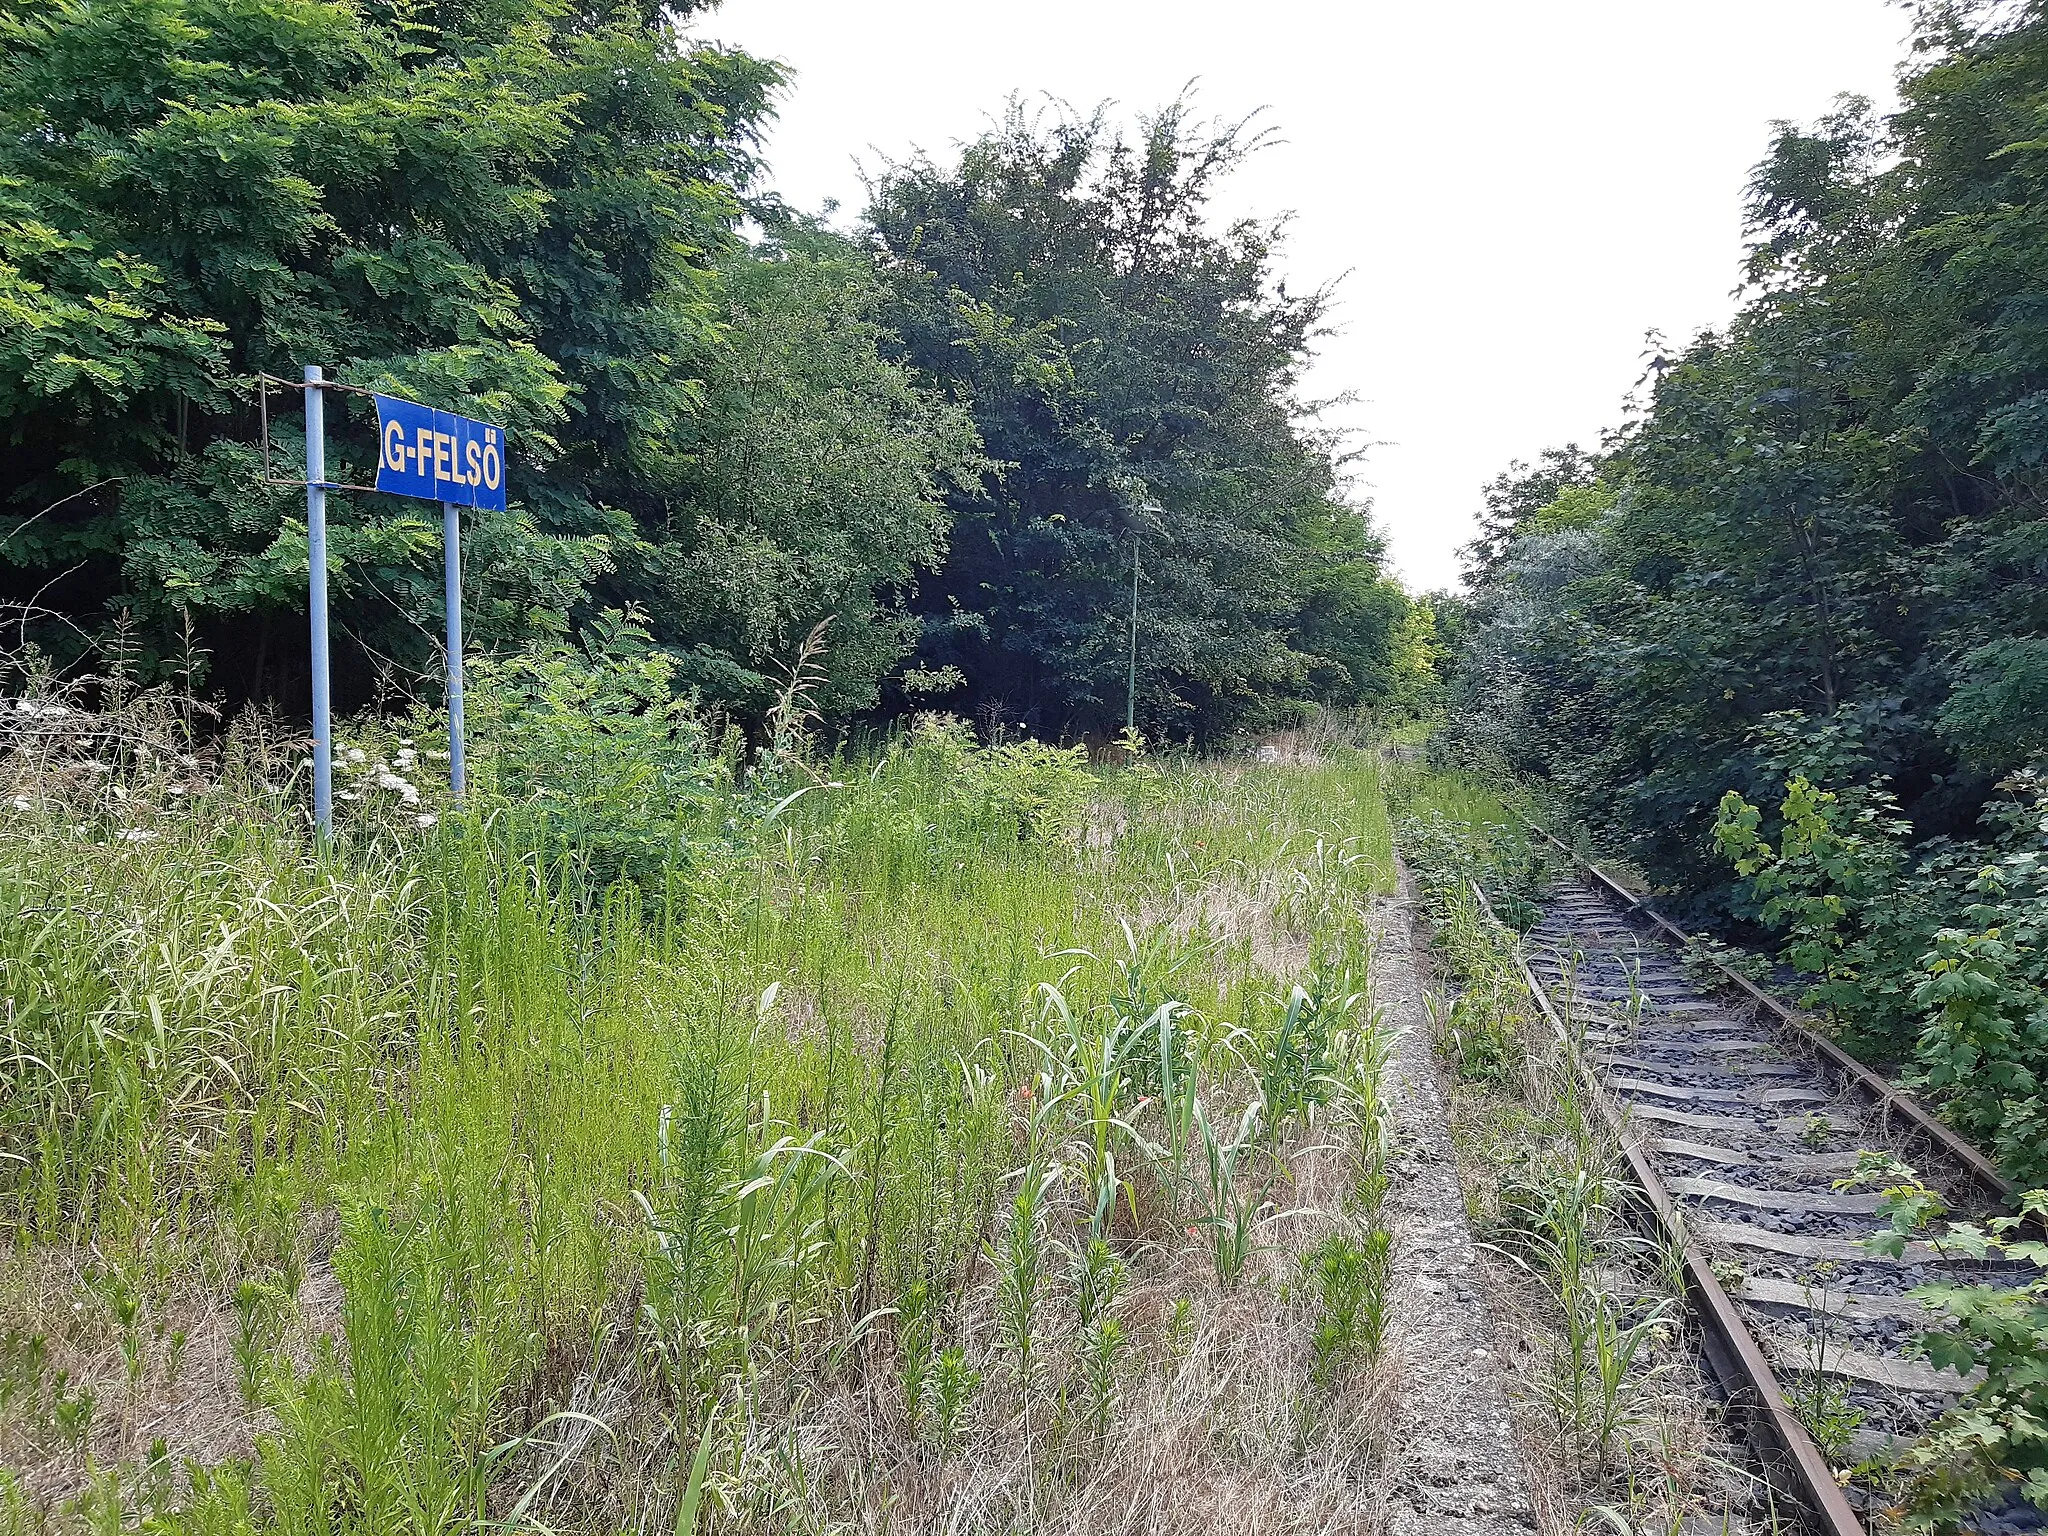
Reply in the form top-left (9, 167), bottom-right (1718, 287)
top-left (613, 225), bottom-right (987, 717)
top-left (864, 97), bottom-right (1401, 741)
top-left (1452, 6), bottom-right (2048, 899)
top-left (0, 0), bottom-right (783, 711)
top-left (1447, 2), bottom-right (2048, 1179)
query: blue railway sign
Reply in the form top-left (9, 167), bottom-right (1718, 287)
top-left (372, 393), bottom-right (507, 511)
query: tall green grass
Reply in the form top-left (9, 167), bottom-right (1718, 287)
top-left (1, 713), bottom-right (1400, 1532)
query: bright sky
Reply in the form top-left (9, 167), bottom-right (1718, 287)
top-left (706, 1), bottom-right (1909, 593)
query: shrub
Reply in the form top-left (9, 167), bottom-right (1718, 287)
top-left (904, 712), bottom-right (1091, 844)
top-left (1716, 765), bottom-right (2048, 1181)
top-left (1855, 1163), bottom-right (2048, 1529)
top-left (466, 609), bottom-right (734, 888)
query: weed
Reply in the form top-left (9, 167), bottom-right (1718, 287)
top-left (1356, 1227), bottom-right (1394, 1365)
top-left (1033, 982), bottom-right (1139, 1231)
top-left (0, 1331), bottom-right (45, 1424)
top-left (1785, 1262), bottom-right (1864, 1459)
top-left (994, 1160), bottom-right (1060, 1387)
top-left (51, 1378), bottom-right (92, 1451)
top-left (1193, 1096), bottom-right (1268, 1289)
top-left (1149, 1002), bottom-right (1204, 1218)
top-left (1785, 1371), bottom-right (1862, 1462)
top-left (0, 694), bottom-right (1420, 1529)
top-left (1333, 996), bottom-right (1398, 1212)
top-left (1618, 949), bottom-right (1647, 1037)
top-left (925, 1347), bottom-right (979, 1457)
top-left (1068, 1237), bottom-right (1131, 1437)
top-left (1077, 1314), bottom-right (1129, 1438)
top-left (1070, 1236), bottom-right (1126, 1333)
top-left (1305, 1226), bottom-right (1393, 1388)
top-left (231, 1277), bottom-right (288, 1407)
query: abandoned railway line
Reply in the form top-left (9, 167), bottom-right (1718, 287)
top-left (1479, 830), bottom-right (2023, 1536)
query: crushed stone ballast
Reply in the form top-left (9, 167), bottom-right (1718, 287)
top-left (1483, 838), bottom-right (2020, 1536)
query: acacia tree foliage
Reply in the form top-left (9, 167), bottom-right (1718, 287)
top-left (2, 0), bottom-right (1396, 737)
top-left (0, 0), bottom-right (754, 696)
top-left (0, 0), bottom-right (983, 718)
top-left (864, 100), bottom-right (1405, 742)
top-left (604, 226), bottom-right (984, 716)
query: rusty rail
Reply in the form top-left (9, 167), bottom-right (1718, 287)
top-left (1468, 877), bottom-right (1867, 1536)
top-left (1514, 818), bottom-right (2014, 1210)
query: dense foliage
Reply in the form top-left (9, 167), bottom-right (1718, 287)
top-left (1, 0), bottom-right (772, 694)
top-left (0, 0), bottom-right (1406, 739)
top-left (865, 102), bottom-right (1407, 740)
top-left (1445, 3), bottom-right (2048, 1174)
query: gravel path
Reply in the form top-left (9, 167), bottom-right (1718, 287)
top-left (1373, 878), bottom-right (1537, 1535)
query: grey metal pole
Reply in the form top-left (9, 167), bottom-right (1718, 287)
top-left (442, 500), bottom-right (466, 801)
top-left (1125, 536), bottom-right (1139, 737)
top-left (304, 365), bottom-right (332, 837)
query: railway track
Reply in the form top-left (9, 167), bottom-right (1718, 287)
top-left (1477, 828), bottom-right (2023, 1536)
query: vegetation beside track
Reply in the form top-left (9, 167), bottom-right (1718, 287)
top-left (1398, 774), bottom-right (2048, 1534)
top-left (1, 693), bottom-right (1414, 1533)
top-left (1391, 774), bottom-right (1770, 1535)
top-left (1440, 2), bottom-right (2048, 1196)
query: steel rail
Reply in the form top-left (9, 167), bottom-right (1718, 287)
top-left (1514, 818), bottom-right (2014, 1211)
top-left (1467, 877), bottom-right (1867, 1536)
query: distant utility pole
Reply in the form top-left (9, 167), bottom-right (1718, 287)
top-left (1126, 535), bottom-right (1139, 735)
top-left (1126, 499), bottom-right (1162, 738)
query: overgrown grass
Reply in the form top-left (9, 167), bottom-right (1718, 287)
top-left (0, 699), bottom-right (1403, 1532)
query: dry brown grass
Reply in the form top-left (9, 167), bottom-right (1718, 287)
top-left (0, 1225), bottom-right (346, 1508)
top-left (480, 1126), bottom-right (1398, 1536)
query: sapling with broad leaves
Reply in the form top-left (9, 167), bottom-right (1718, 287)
top-left (1848, 1156), bottom-right (2048, 1527)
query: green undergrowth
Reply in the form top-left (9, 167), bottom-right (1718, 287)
top-left (1398, 755), bottom-right (2048, 1534)
top-left (1386, 762), bottom-right (1541, 1086)
top-left (1713, 762), bottom-right (2048, 1186)
top-left (0, 699), bottom-right (1402, 1533)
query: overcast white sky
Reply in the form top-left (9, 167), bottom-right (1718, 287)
top-left (707, 1), bottom-right (1910, 592)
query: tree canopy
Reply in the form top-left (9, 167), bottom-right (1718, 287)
top-left (1, 0), bottom-right (783, 703)
top-left (1, 7), bottom-right (1405, 740)
top-left (1449, 1), bottom-right (2048, 901)
top-left (865, 100), bottom-right (1402, 741)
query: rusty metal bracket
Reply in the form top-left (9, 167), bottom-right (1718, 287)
top-left (253, 371), bottom-right (405, 494)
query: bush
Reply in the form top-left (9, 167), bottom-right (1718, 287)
top-left (466, 610), bottom-right (736, 888)
top-left (904, 713), bottom-right (1091, 845)
top-left (1856, 1167), bottom-right (2048, 1529)
top-left (1715, 765), bottom-right (2048, 1182)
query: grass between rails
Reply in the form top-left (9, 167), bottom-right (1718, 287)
top-left (1, 710), bottom-right (1406, 1534)
top-left (1388, 762), bottom-right (1779, 1536)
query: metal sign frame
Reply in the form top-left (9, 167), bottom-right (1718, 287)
top-left (254, 368), bottom-right (498, 836)
top-left (255, 371), bottom-right (384, 493)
